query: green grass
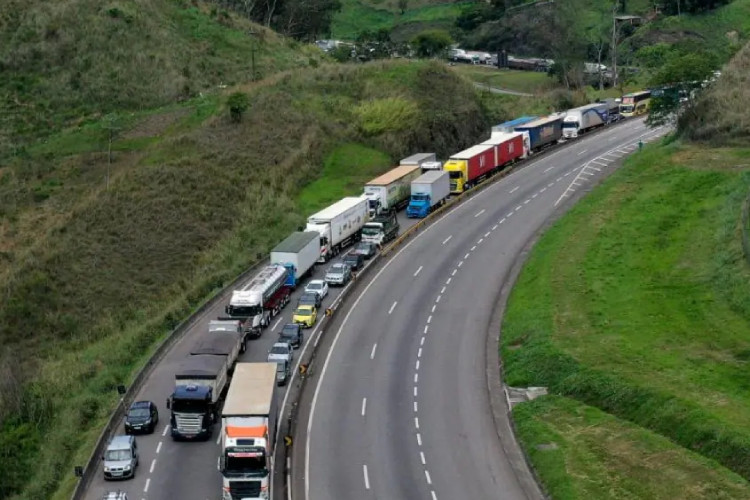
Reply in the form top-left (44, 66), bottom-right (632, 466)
top-left (502, 141), bottom-right (750, 485)
top-left (297, 143), bottom-right (391, 214)
top-left (452, 65), bottom-right (555, 93)
top-left (330, 0), bottom-right (469, 39)
top-left (0, 60), bottom-right (491, 500)
top-left (514, 395), bottom-right (750, 500)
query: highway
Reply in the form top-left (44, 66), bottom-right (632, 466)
top-left (83, 211), bottom-right (418, 500)
top-left (81, 118), bottom-right (665, 500)
top-left (296, 118), bottom-right (666, 500)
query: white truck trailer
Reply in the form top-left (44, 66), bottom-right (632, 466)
top-left (306, 196), bottom-right (369, 262)
top-left (562, 102), bottom-right (609, 139)
top-left (400, 152), bottom-right (437, 168)
top-left (219, 363), bottom-right (278, 500)
top-left (406, 170), bottom-right (450, 218)
top-left (363, 165), bottom-right (422, 217)
top-left (270, 231), bottom-right (320, 288)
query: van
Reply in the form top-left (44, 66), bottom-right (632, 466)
top-left (102, 435), bottom-right (139, 480)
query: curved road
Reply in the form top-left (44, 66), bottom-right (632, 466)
top-left (298, 118), bottom-right (666, 500)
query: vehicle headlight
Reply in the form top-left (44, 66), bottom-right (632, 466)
top-left (124, 465), bottom-right (131, 471)
top-left (104, 466), bottom-right (110, 472)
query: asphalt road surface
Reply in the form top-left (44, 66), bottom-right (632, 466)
top-left (83, 118), bottom-right (665, 500)
top-left (298, 118), bottom-right (666, 500)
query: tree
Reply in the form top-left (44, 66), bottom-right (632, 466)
top-left (411, 30), bottom-right (453, 59)
top-left (330, 44), bottom-right (354, 62)
top-left (646, 52), bottom-right (715, 127)
top-left (227, 92), bottom-right (250, 122)
top-left (398, 0), bottom-right (408, 14)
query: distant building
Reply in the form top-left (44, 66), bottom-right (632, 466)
top-left (615, 15), bottom-right (644, 26)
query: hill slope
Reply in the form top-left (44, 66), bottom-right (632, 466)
top-left (0, 55), bottom-right (489, 498)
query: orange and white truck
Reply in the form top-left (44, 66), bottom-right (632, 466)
top-left (219, 363), bottom-right (278, 500)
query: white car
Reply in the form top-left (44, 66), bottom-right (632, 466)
top-left (305, 279), bottom-right (328, 299)
top-left (267, 342), bottom-right (293, 364)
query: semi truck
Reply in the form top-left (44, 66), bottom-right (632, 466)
top-left (269, 231), bottom-right (320, 288)
top-left (400, 152), bottom-right (437, 169)
top-left (492, 116), bottom-right (537, 135)
top-left (562, 102), bottom-right (609, 139)
top-left (305, 196), bottom-right (369, 262)
top-left (361, 210), bottom-right (399, 246)
top-left (406, 170), bottom-right (450, 218)
top-left (219, 363), bottom-right (278, 500)
top-left (167, 354), bottom-right (229, 440)
top-left (363, 165), bottom-right (423, 217)
top-left (223, 265), bottom-right (291, 338)
top-left (513, 115), bottom-right (563, 152)
top-left (209, 319), bottom-right (247, 353)
top-left (190, 332), bottom-right (243, 373)
top-left (443, 144), bottom-right (497, 194)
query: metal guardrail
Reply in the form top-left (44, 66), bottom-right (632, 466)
top-left (71, 258), bottom-right (269, 500)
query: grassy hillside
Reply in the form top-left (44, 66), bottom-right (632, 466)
top-left (0, 0), bottom-right (323, 158)
top-left (0, 57), bottom-right (490, 499)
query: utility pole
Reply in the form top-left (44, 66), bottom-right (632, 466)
top-left (611, 1), bottom-right (618, 88)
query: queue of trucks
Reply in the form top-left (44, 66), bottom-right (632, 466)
top-left (152, 93), bottom-right (649, 500)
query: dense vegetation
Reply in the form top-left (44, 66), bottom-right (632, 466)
top-left (503, 42), bottom-right (750, 498)
top-left (0, 1), bottom-right (492, 497)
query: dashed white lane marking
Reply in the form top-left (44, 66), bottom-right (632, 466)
top-left (432, 491), bottom-right (438, 500)
top-left (144, 478), bottom-right (151, 493)
top-left (425, 470), bottom-right (433, 485)
top-left (417, 433), bottom-right (422, 446)
top-left (414, 401), bottom-right (418, 412)
top-left (363, 465), bottom-right (370, 490)
top-left (509, 186), bottom-right (520, 193)
top-left (540, 187), bottom-right (546, 193)
top-left (416, 360), bottom-right (420, 370)
top-left (414, 386), bottom-right (418, 396)
top-left (548, 182), bottom-right (554, 187)
top-left (149, 459), bottom-right (156, 474)
top-left (424, 324), bottom-right (429, 334)
top-left (420, 451), bottom-right (427, 465)
top-left (431, 304), bottom-right (436, 313)
top-left (474, 209), bottom-right (486, 217)
top-left (156, 442), bottom-right (162, 454)
top-left (361, 398), bottom-right (367, 416)
top-left (500, 217), bottom-right (506, 224)
top-left (506, 212), bottom-right (513, 218)
top-left (445, 277), bottom-right (451, 284)
top-left (427, 315), bottom-right (432, 324)
top-left (458, 261), bottom-right (463, 267)
top-left (451, 269), bottom-right (457, 276)
top-left (370, 343), bottom-right (377, 359)
top-left (162, 425), bottom-right (170, 437)
top-left (216, 431), bottom-right (222, 445)
top-left (441, 286), bottom-right (446, 294)
top-left (524, 199), bottom-right (530, 204)
top-left (418, 347), bottom-right (422, 357)
top-left (272, 318), bottom-right (282, 331)
top-left (465, 252), bottom-right (471, 259)
top-left (556, 176), bottom-right (563, 182)
top-left (420, 337), bottom-right (425, 346)
top-left (414, 265), bottom-right (423, 277)
top-left (492, 225), bottom-right (498, 230)
top-left (531, 193), bottom-right (538, 199)
top-left (478, 238), bottom-right (484, 244)
top-left (543, 166), bottom-right (554, 173)
top-left (577, 149), bottom-right (588, 155)
top-left (414, 373), bottom-right (419, 383)
top-left (415, 417), bottom-right (420, 429)
top-left (435, 295), bottom-right (441, 303)
top-left (388, 301), bottom-right (398, 314)
top-left (442, 235), bottom-right (452, 245)
top-left (515, 205), bottom-right (522, 211)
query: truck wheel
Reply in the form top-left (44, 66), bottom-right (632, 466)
top-left (240, 339), bottom-right (247, 353)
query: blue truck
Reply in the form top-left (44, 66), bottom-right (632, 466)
top-left (406, 170), bottom-right (451, 218)
top-left (513, 115), bottom-right (563, 152)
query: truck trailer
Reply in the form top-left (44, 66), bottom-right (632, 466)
top-left (270, 231), bottom-right (320, 288)
top-left (220, 363), bottom-right (278, 500)
top-left (406, 170), bottom-right (450, 218)
top-left (168, 355), bottom-right (229, 440)
top-left (361, 210), bottom-right (399, 246)
top-left (400, 152), bottom-right (437, 169)
top-left (306, 196), bottom-right (369, 262)
top-left (513, 115), bottom-right (563, 152)
top-left (481, 131), bottom-right (529, 164)
top-left (363, 165), bottom-right (422, 217)
top-left (190, 332), bottom-right (243, 373)
top-left (492, 116), bottom-right (537, 135)
top-left (224, 265), bottom-right (290, 337)
top-left (443, 144), bottom-right (497, 194)
top-left (562, 102), bottom-right (609, 139)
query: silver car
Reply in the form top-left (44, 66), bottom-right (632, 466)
top-left (102, 435), bottom-right (138, 480)
top-left (325, 263), bottom-right (351, 286)
top-left (268, 342), bottom-right (293, 364)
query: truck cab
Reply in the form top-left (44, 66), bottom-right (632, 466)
top-left (224, 290), bottom-right (266, 337)
top-left (442, 160), bottom-right (467, 194)
top-left (168, 385), bottom-right (214, 440)
top-left (220, 431), bottom-right (270, 500)
top-left (361, 211), bottom-right (399, 246)
top-left (406, 193), bottom-right (431, 218)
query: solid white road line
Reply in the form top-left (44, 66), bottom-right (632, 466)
top-left (361, 398), bottom-right (367, 417)
top-left (370, 343), bottom-right (377, 359)
top-left (388, 301), bottom-right (398, 314)
top-left (509, 186), bottom-right (520, 193)
top-left (413, 265), bottom-right (423, 277)
top-left (474, 209), bottom-right (486, 217)
top-left (272, 318), bottom-right (282, 331)
top-left (363, 465), bottom-right (370, 490)
top-left (442, 235), bottom-right (452, 245)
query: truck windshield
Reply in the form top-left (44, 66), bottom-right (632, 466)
top-left (448, 171), bottom-right (462, 179)
top-left (620, 105), bottom-right (634, 113)
top-left (225, 449), bottom-right (267, 474)
top-left (361, 226), bottom-right (381, 236)
top-left (412, 194), bottom-right (428, 201)
top-left (226, 305), bottom-right (262, 317)
top-left (172, 399), bottom-right (208, 413)
top-left (562, 121), bottom-right (579, 129)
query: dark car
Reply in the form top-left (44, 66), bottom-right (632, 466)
top-left (343, 252), bottom-right (365, 271)
top-left (298, 291), bottom-right (322, 309)
top-left (352, 242), bottom-right (377, 259)
top-left (124, 401), bottom-right (159, 435)
top-left (279, 323), bottom-right (303, 349)
top-left (276, 360), bottom-right (291, 386)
